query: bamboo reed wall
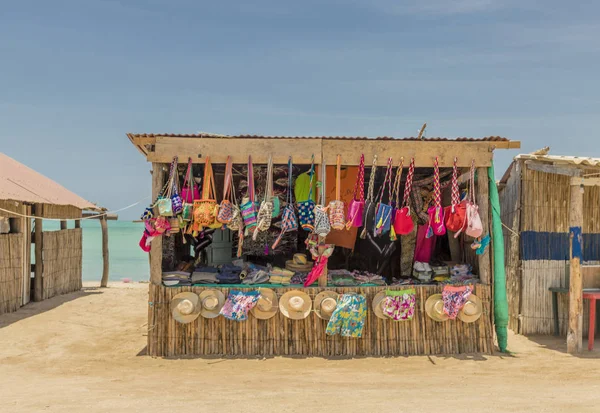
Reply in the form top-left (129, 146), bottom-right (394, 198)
top-left (147, 284), bottom-right (493, 357)
top-left (0, 233), bottom-right (24, 315)
top-left (499, 162), bottom-right (522, 333)
top-left (42, 229), bottom-right (83, 300)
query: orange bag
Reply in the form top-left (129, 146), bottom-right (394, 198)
top-left (193, 157), bottom-right (220, 229)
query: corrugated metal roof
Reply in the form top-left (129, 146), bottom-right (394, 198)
top-left (127, 133), bottom-right (509, 142)
top-left (0, 153), bottom-right (99, 210)
top-left (515, 154), bottom-right (600, 167)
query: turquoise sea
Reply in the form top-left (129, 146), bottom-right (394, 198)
top-left (44, 220), bottom-right (149, 282)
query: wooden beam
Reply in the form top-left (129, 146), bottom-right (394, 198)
top-left (476, 167), bottom-right (492, 285)
top-left (567, 184), bottom-right (584, 354)
top-left (100, 215), bottom-right (110, 288)
top-left (150, 163), bottom-right (165, 285)
top-left (525, 161), bottom-right (582, 177)
top-left (33, 204), bottom-right (43, 302)
top-left (571, 177), bottom-right (600, 187)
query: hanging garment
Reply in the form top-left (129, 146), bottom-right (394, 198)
top-left (442, 285), bottom-right (473, 320)
top-left (304, 244), bottom-right (335, 287)
top-left (414, 224), bottom-right (436, 263)
top-left (296, 155), bottom-right (316, 231)
top-left (325, 294), bottom-right (367, 338)
top-left (382, 288), bottom-right (416, 321)
top-left (220, 290), bottom-right (261, 321)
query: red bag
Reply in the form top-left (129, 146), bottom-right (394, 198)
top-left (393, 158), bottom-right (415, 235)
top-left (444, 157), bottom-right (468, 235)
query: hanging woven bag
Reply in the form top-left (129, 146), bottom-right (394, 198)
top-left (240, 156), bottom-right (258, 232)
top-left (170, 156), bottom-right (183, 215)
top-left (360, 155), bottom-right (378, 239)
top-left (374, 157), bottom-right (394, 237)
top-left (253, 155), bottom-right (275, 240)
top-left (217, 156), bottom-right (236, 224)
top-left (444, 157), bottom-right (468, 236)
top-left (465, 159), bottom-right (484, 238)
top-left (272, 156), bottom-right (298, 249)
top-left (297, 155), bottom-right (316, 231)
top-left (328, 154), bottom-right (346, 230)
top-left (426, 157), bottom-right (446, 237)
top-left (193, 157), bottom-right (220, 228)
top-left (393, 157), bottom-right (415, 235)
top-left (313, 156), bottom-right (331, 237)
top-left (181, 158), bottom-right (196, 221)
top-left (346, 154), bottom-right (365, 229)
top-left (156, 158), bottom-right (176, 217)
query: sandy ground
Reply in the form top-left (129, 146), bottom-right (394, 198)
top-left (1, 283), bottom-right (599, 413)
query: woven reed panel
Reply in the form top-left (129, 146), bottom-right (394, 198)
top-left (42, 229), bottom-right (83, 300)
top-left (147, 284), bottom-right (493, 357)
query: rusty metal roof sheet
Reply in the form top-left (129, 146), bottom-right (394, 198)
top-left (127, 133), bottom-right (509, 142)
top-left (0, 152), bottom-right (99, 210)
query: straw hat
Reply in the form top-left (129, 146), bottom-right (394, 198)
top-left (372, 291), bottom-right (388, 320)
top-left (251, 288), bottom-right (279, 320)
top-left (293, 253), bottom-right (308, 265)
top-left (314, 291), bottom-right (339, 320)
top-left (198, 289), bottom-right (226, 319)
top-left (425, 294), bottom-right (449, 322)
top-left (458, 294), bottom-right (483, 323)
top-left (279, 290), bottom-right (312, 320)
top-left (285, 260), bottom-right (313, 273)
top-left (171, 292), bottom-right (201, 324)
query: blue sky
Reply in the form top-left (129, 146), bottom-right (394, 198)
top-left (1, 0), bottom-right (599, 220)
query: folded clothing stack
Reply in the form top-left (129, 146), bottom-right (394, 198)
top-left (443, 264), bottom-right (478, 285)
top-left (242, 269), bottom-right (270, 285)
top-left (413, 262), bottom-right (433, 282)
top-left (329, 269), bottom-right (356, 286)
top-left (192, 266), bottom-right (219, 284)
top-left (162, 271), bottom-right (191, 286)
top-left (431, 263), bottom-right (450, 282)
top-left (217, 264), bottom-right (243, 284)
top-left (351, 270), bottom-right (386, 286)
top-left (269, 266), bottom-right (294, 285)
top-left (290, 272), bottom-right (309, 285)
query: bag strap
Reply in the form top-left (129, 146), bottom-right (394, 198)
top-left (402, 158), bottom-right (415, 208)
top-left (433, 157), bottom-right (441, 208)
top-left (352, 154), bottom-right (365, 202)
top-left (287, 156), bottom-right (293, 205)
top-left (201, 157), bottom-right (216, 200)
top-left (366, 155), bottom-right (378, 202)
top-left (319, 156), bottom-right (327, 205)
top-left (392, 157), bottom-right (404, 207)
top-left (376, 157), bottom-right (393, 204)
top-left (450, 157), bottom-right (459, 210)
top-left (166, 157), bottom-right (176, 198)
top-left (172, 156), bottom-right (180, 196)
top-left (307, 154), bottom-right (315, 201)
top-left (266, 155), bottom-right (274, 200)
top-left (247, 156), bottom-right (255, 203)
top-left (469, 159), bottom-right (476, 204)
top-left (223, 156), bottom-right (233, 200)
top-left (335, 154), bottom-right (341, 201)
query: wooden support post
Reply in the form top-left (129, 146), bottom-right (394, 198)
top-left (150, 163), bottom-right (165, 284)
top-left (567, 182), bottom-right (584, 354)
top-left (100, 215), bottom-right (109, 288)
top-left (33, 204), bottom-right (43, 302)
top-left (476, 167), bottom-right (492, 285)
top-left (318, 239), bottom-right (328, 287)
top-left (60, 220), bottom-right (67, 230)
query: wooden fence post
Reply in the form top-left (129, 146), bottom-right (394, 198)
top-left (100, 215), bottom-right (110, 287)
top-left (150, 163), bottom-right (165, 284)
top-left (567, 181), bottom-right (584, 354)
top-left (33, 204), bottom-right (43, 302)
top-left (476, 167), bottom-right (492, 285)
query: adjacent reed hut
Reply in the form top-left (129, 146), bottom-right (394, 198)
top-left (0, 152), bottom-right (100, 314)
top-left (128, 133), bottom-right (520, 357)
top-left (499, 153), bottom-right (600, 351)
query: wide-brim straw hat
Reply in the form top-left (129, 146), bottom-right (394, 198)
top-left (372, 291), bottom-right (388, 320)
top-left (285, 260), bottom-right (313, 273)
top-left (279, 290), bottom-right (312, 320)
top-left (199, 289), bottom-right (226, 319)
top-left (171, 292), bottom-right (201, 324)
top-left (314, 291), bottom-right (339, 320)
top-left (458, 294), bottom-right (483, 323)
top-left (425, 294), bottom-right (449, 322)
top-left (251, 288), bottom-right (279, 320)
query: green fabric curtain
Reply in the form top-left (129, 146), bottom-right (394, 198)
top-left (488, 161), bottom-right (509, 352)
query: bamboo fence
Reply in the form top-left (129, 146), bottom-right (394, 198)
top-left (147, 284), bottom-right (493, 357)
top-left (0, 233), bottom-right (23, 315)
top-left (42, 229), bottom-right (83, 300)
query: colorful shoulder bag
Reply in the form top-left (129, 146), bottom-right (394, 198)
top-left (156, 158), bottom-right (176, 217)
top-left (444, 157), bottom-right (468, 236)
top-left (181, 158), bottom-right (196, 221)
top-left (393, 157), bottom-right (415, 235)
top-left (313, 156), bottom-right (331, 237)
top-left (240, 156), bottom-right (258, 232)
top-left (465, 159), bottom-right (484, 238)
top-left (253, 155), bottom-right (274, 240)
top-left (217, 156), bottom-right (236, 224)
top-left (170, 157), bottom-right (183, 216)
top-left (328, 154), bottom-right (346, 230)
top-left (426, 157), bottom-right (446, 238)
top-left (272, 156), bottom-right (298, 249)
top-left (389, 157), bottom-right (404, 240)
top-left (374, 157), bottom-right (394, 237)
top-left (193, 157), bottom-right (219, 228)
top-left (297, 155), bottom-right (316, 231)
top-left (360, 155), bottom-right (378, 239)
top-left (346, 154), bottom-right (365, 229)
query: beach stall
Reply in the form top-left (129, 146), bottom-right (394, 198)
top-left (499, 152), bottom-right (600, 352)
top-left (0, 152), bottom-right (100, 314)
top-left (128, 132), bottom-right (519, 357)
